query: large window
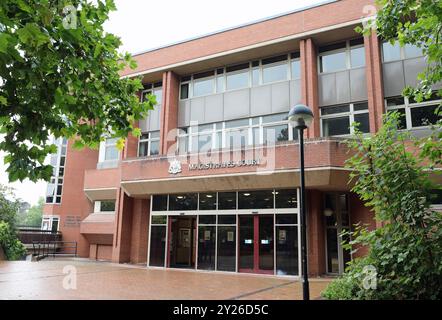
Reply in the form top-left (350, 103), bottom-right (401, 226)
top-left (320, 101), bottom-right (370, 136)
top-left (177, 113), bottom-right (294, 154)
top-left (179, 52), bottom-right (300, 99)
top-left (151, 189), bottom-right (297, 212)
top-left (46, 137), bottom-right (67, 204)
top-left (382, 41), bottom-right (423, 62)
top-left (138, 131), bottom-right (160, 157)
top-left (149, 215), bottom-right (167, 267)
top-left (385, 93), bottom-right (441, 130)
top-left (319, 38), bottom-right (365, 73)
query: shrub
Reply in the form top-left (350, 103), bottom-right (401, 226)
top-left (322, 113), bottom-right (442, 300)
top-left (0, 221), bottom-right (26, 260)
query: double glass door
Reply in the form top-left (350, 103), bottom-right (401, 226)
top-left (239, 215), bottom-right (274, 274)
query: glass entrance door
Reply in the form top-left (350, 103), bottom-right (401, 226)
top-left (238, 215), bottom-right (274, 274)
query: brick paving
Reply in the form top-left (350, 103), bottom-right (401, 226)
top-left (0, 258), bottom-right (331, 300)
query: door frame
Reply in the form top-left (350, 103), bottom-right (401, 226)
top-left (238, 214), bottom-right (274, 274)
top-left (324, 193), bottom-right (352, 275)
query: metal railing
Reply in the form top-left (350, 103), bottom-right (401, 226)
top-left (32, 241), bottom-right (77, 258)
top-left (17, 228), bottom-right (61, 244)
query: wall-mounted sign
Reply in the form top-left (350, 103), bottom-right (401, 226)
top-left (188, 159), bottom-right (261, 171)
top-left (64, 216), bottom-right (81, 227)
top-left (168, 159), bottom-right (182, 175)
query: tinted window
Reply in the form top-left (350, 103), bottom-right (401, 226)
top-left (218, 192), bottom-right (237, 210)
top-left (354, 113), bottom-right (370, 133)
top-left (275, 189), bottom-right (297, 208)
top-left (226, 71), bottom-right (249, 90)
top-left (169, 194), bottom-right (198, 211)
top-left (382, 42), bottom-right (401, 62)
top-left (350, 46), bottom-right (365, 68)
top-left (152, 195), bottom-right (168, 211)
top-left (276, 214), bottom-right (297, 224)
top-left (262, 63), bottom-right (287, 84)
top-left (404, 44), bottom-right (423, 59)
top-left (193, 77), bottom-right (214, 97)
top-left (217, 226), bottom-right (236, 272)
top-left (411, 105), bottom-right (440, 127)
top-left (149, 226), bottom-right (166, 267)
top-left (180, 83), bottom-right (189, 99)
top-left (291, 59), bottom-right (301, 79)
top-left (198, 226), bottom-right (216, 270)
top-left (199, 215), bottom-right (216, 224)
top-left (238, 190), bottom-right (274, 209)
top-left (218, 215), bottom-right (236, 225)
top-left (263, 125), bottom-right (288, 143)
top-left (199, 193), bottom-right (217, 210)
top-left (320, 51), bottom-right (346, 73)
top-left (322, 117), bottom-right (350, 136)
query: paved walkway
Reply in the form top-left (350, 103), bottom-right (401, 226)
top-left (0, 258), bottom-right (331, 300)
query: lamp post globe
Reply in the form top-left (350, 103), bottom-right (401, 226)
top-left (288, 104), bottom-right (314, 129)
top-left (288, 104), bottom-right (313, 301)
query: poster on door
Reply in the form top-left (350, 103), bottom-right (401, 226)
top-left (227, 231), bottom-right (234, 242)
top-left (204, 230), bottom-right (211, 241)
top-left (279, 229), bottom-right (287, 243)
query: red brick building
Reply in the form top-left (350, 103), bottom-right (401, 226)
top-left (43, 0), bottom-right (441, 276)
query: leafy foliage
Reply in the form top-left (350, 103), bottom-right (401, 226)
top-left (16, 197), bottom-right (44, 227)
top-left (0, 0), bottom-right (155, 182)
top-left (322, 113), bottom-right (442, 300)
top-left (0, 184), bottom-right (26, 260)
top-left (0, 221), bottom-right (26, 260)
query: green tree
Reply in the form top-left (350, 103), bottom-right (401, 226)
top-left (322, 114), bottom-right (442, 300)
top-left (360, 0), bottom-right (442, 162)
top-left (0, 0), bottom-right (155, 182)
top-left (0, 184), bottom-right (26, 260)
top-left (16, 197), bottom-right (44, 227)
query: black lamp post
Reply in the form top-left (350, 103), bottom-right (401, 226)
top-left (288, 104), bottom-right (314, 301)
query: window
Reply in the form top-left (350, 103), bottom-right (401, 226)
top-left (46, 137), bottom-right (67, 204)
top-left (41, 216), bottom-right (60, 232)
top-left (168, 194), bottom-right (198, 211)
top-left (320, 101), bottom-right (370, 136)
top-left (262, 55), bottom-right (288, 84)
top-left (385, 93), bottom-right (441, 130)
top-left (319, 39), bottom-right (365, 73)
top-left (226, 63), bottom-right (249, 90)
top-left (94, 200), bottom-right (116, 213)
top-left (382, 41), bottom-right (423, 62)
top-left (104, 138), bottom-right (119, 161)
top-left (179, 52), bottom-right (300, 99)
top-left (193, 71), bottom-right (215, 97)
top-left (291, 53), bottom-right (301, 79)
top-left (177, 113), bottom-right (295, 154)
top-left (138, 131), bottom-right (160, 157)
top-left (238, 190), bottom-right (274, 209)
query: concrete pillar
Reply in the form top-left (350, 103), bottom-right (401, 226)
top-left (112, 188), bottom-right (133, 263)
top-left (300, 38), bottom-right (320, 139)
top-left (364, 32), bottom-right (385, 133)
top-left (160, 71), bottom-right (180, 155)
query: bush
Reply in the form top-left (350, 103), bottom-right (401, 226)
top-left (322, 113), bottom-right (442, 300)
top-left (0, 221), bottom-right (26, 260)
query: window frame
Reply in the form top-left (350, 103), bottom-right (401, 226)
top-left (138, 131), bottom-right (161, 157)
top-left (176, 113), bottom-right (296, 155)
top-left (381, 41), bottom-right (424, 63)
top-left (45, 137), bottom-right (67, 204)
top-left (385, 95), bottom-right (442, 130)
top-left (318, 39), bottom-right (365, 74)
top-left (320, 102), bottom-right (370, 137)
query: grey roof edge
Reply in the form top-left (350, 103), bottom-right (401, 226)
top-left (130, 0), bottom-right (338, 57)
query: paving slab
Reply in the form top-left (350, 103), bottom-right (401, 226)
top-left (0, 258), bottom-right (331, 300)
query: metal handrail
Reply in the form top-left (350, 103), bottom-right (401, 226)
top-left (32, 241), bottom-right (77, 259)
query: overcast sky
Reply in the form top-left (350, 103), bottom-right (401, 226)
top-left (0, 0), bottom-right (323, 205)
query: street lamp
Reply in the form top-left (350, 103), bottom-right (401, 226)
top-left (288, 104), bottom-right (314, 301)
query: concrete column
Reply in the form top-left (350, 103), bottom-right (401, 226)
top-left (300, 38), bottom-right (320, 138)
top-left (307, 190), bottom-right (326, 276)
top-left (160, 71), bottom-right (180, 155)
top-left (364, 32), bottom-right (385, 133)
top-left (112, 188), bottom-right (134, 263)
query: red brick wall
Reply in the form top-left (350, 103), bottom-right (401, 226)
top-left (129, 198), bottom-right (150, 264)
top-left (121, 0), bottom-right (376, 76)
top-left (307, 190), bottom-right (326, 276)
top-left (44, 140), bottom-right (99, 258)
top-left (349, 193), bottom-right (376, 258)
